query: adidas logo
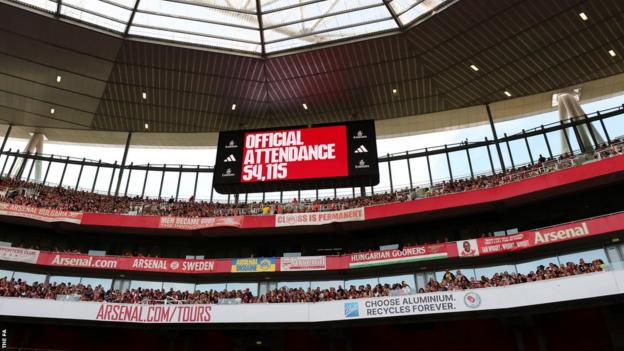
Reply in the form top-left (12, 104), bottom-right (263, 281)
top-left (354, 145), bottom-right (368, 153)
top-left (224, 154), bottom-right (237, 162)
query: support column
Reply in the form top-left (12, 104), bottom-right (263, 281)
top-left (486, 104), bottom-right (506, 174)
top-left (557, 93), bottom-right (604, 153)
top-left (0, 125), bottom-right (12, 155)
top-left (425, 148), bottom-right (433, 187)
top-left (405, 151), bottom-right (413, 189)
top-left (115, 132), bottom-right (132, 196)
top-left (12, 132), bottom-right (45, 179)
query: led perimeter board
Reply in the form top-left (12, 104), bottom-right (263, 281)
top-left (213, 120), bottom-right (379, 194)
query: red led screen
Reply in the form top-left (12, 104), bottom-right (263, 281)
top-left (240, 125), bottom-right (348, 182)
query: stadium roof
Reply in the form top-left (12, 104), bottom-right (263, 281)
top-left (0, 0), bottom-right (623, 145)
top-left (5, 0), bottom-right (456, 56)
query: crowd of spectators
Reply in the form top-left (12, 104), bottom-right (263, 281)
top-left (0, 140), bottom-right (622, 218)
top-left (0, 259), bottom-right (605, 305)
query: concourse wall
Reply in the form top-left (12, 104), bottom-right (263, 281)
top-left (0, 270), bottom-right (622, 324)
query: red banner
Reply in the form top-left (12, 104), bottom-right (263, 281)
top-left (0, 212), bottom-right (620, 274)
top-left (158, 216), bottom-right (243, 230)
top-left (1, 154), bottom-right (622, 232)
top-left (466, 212), bottom-right (624, 257)
top-left (364, 153), bottom-right (624, 221)
top-left (36, 253), bottom-right (229, 274)
top-left (275, 208), bottom-right (364, 227)
top-left (0, 203), bottom-right (82, 224)
top-left (347, 244), bottom-right (450, 268)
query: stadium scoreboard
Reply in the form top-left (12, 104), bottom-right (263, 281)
top-left (213, 120), bottom-right (379, 193)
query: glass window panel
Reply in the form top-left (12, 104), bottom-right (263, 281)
top-left (448, 150), bottom-right (470, 180)
top-left (345, 277), bottom-right (378, 288)
top-left (196, 283), bottom-right (227, 292)
top-left (12, 0), bottom-right (57, 12)
top-left (80, 277), bottom-right (113, 289)
top-left (124, 169), bottom-right (145, 197)
top-left (310, 280), bottom-right (344, 290)
top-left (602, 114), bottom-right (624, 141)
top-left (373, 159), bottom-right (391, 193)
top-left (378, 274), bottom-right (415, 291)
top-left (76, 166), bottom-right (97, 192)
top-left (128, 26), bottom-right (262, 53)
top-left (526, 135), bottom-right (549, 162)
top-left (138, 0), bottom-right (258, 29)
top-left (408, 156), bottom-right (430, 188)
top-left (474, 265), bottom-right (516, 280)
top-left (276, 281), bottom-right (310, 290)
top-left (177, 171), bottom-right (196, 201)
top-left (507, 139), bottom-right (531, 167)
top-left (389, 160), bottom-right (411, 191)
top-left (61, 5), bottom-right (127, 32)
top-left (91, 167), bottom-right (114, 194)
top-left (12, 271), bottom-right (46, 284)
top-left (42, 160), bottom-right (65, 187)
top-left (389, 0), bottom-right (415, 14)
top-left (558, 248), bottom-right (607, 266)
top-left (195, 172), bottom-right (213, 202)
top-left (428, 153), bottom-right (450, 183)
top-left (49, 275), bottom-right (81, 285)
top-left (516, 257), bottom-right (558, 275)
top-left (225, 282), bottom-right (257, 295)
top-left (436, 268), bottom-right (476, 281)
top-left (160, 171), bottom-right (178, 200)
top-left (468, 146), bottom-right (493, 176)
top-left (163, 282), bottom-right (195, 292)
top-left (130, 280), bottom-right (163, 290)
top-left (263, 0), bottom-right (383, 29)
top-left (60, 164), bottom-right (81, 188)
top-left (132, 13), bottom-right (260, 43)
top-left (398, 0), bottom-right (446, 24)
top-left (265, 19), bottom-right (397, 53)
top-left (63, 0), bottom-right (132, 21)
top-left (299, 189), bottom-right (316, 202)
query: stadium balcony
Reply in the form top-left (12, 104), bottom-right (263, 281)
top-left (0, 105), bottom-right (623, 237)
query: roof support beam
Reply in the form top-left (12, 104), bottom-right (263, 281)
top-left (383, 0), bottom-right (403, 29)
top-left (256, 0), bottom-right (266, 57)
top-left (55, 0), bottom-right (62, 17)
top-left (124, 0), bottom-right (141, 36)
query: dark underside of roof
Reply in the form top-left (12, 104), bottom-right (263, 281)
top-left (0, 0), bottom-right (623, 134)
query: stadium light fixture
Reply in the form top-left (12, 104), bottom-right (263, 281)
top-left (50, 108), bottom-right (55, 114)
top-left (609, 49), bottom-right (617, 57)
top-left (144, 123), bottom-right (149, 129)
top-left (56, 75), bottom-right (62, 83)
top-left (392, 88), bottom-right (398, 94)
top-left (142, 92), bottom-right (147, 100)
top-left (504, 91), bottom-right (512, 97)
top-left (579, 12), bottom-right (588, 21)
top-left (470, 64), bottom-right (479, 71)
top-left (231, 104), bottom-right (236, 111)
top-left (303, 103), bottom-right (308, 110)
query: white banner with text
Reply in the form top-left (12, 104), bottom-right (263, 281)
top-left (0, 271), bottom-right (621, 324)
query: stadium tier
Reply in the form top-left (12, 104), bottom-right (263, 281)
top-left (2, 0), bottom-right (624, 349)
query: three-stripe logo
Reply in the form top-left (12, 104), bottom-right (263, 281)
top-left (224, 154), bottom-right (237, 162)
top-left (354, 145), bottom-right (368, 153)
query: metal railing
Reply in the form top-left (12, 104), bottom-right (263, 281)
top-left (0, 104), bottom-right (622, 205)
